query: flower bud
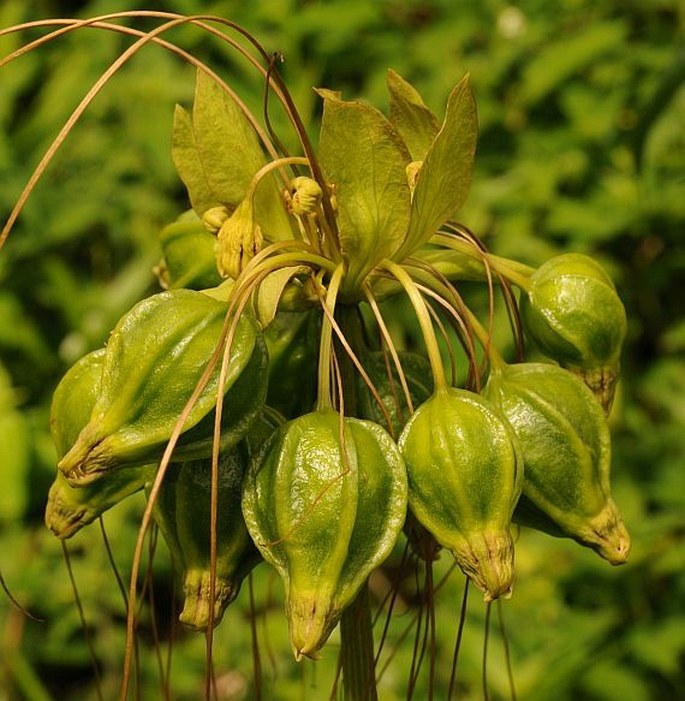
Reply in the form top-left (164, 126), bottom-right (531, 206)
top-left (216, 198), bottom-right (263, 279)
top-left (405, 161), bottom-right (423, 200)
top-left (289, 176), bottom-right (323, 216)
top-left (521, 253), bottom-right (627, 413)
top-left (484, 362), bottom-right (630, 565)
top-left (202, 205), bottom-right (230, 234)
top-left (242, 409), bottom-right (407, 659)
top-left (398, 389), bottom-right (523, 601)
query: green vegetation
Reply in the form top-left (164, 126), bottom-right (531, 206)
top-left (1, 1), bottom-right (684, 700)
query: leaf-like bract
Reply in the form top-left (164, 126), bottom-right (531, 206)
top-left (396, 75), bottom-right (478, 261)
top-left (317, 90), bottom-right (412, 293)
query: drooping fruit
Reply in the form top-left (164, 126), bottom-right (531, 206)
top-left (398, 388), bottom-right (523, 601)
top-left (242, 409), bottom-right (407, 659)
top-left (58, 289), bottom-right (267, 485)
top-left (484, 362), bottom-right (630, 565)
top-left (520, 253), bottom-right (627, 413)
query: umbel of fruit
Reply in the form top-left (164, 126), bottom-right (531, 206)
top-left (57, 288), bottom-right (267, 485)
top-left (398, 388), bottom-right (523, 601)
top-left (520, 253), bottom-right (627, 413)
top-left (46, 348), bottom-right (154, 537)
top-left (242, 409), bottom-right (407, 660)
top-left (484, 362), bottom-right (630, 565)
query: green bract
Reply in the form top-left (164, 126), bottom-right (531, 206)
top-left (316, 72), bottom-right (477, 297)
top-left (521, 253), bottom-right (627, 413)
top-left (172, 70), bottom-right (293, 242)
top-left (57, 289), bottom-right (267, 484)
top-left (398, 388), bottom-right (523, 601)
top-left (484, 362), bottom-right (630, 565)
top-left (241, 409), bottom-right (407, 659)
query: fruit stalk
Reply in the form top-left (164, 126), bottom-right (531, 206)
top-left (337, 305), bottom-right (378, 701)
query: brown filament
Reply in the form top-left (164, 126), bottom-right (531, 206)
top-left (447, 577), bottom-right (470, 701)
top-left (0, 568), bottom-right (42, 623)
top-left (61, 541), bottom-right (104, 701)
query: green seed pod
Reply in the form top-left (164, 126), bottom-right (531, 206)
top-left (356, 351), bottom-right (433, 438)
top-left (175, 455), bottom-right (260, 631)
top-left (242, 409), bottom-right (407, 660)
top-left (46, 348), bottom-right (155, 537)
top-left (151, 409), bottom-right (281, 630)
top-left (46, 467), bottom-right (154, 539)
top-left (50, 348), bottom-right (105, 458)
top-left (58, 289), bottom-right (267, 485)
top-left (158, 213), bottom-right (223, 290)
top-left (520, 253), bottom-right (627, 413)
top-left (484, 362), bottom-right (630, 565)
top-left (398, 389), bottom-right (523, 601)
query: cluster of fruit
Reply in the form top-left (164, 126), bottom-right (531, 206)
top-left (46, 66), bottom-right (629, 662)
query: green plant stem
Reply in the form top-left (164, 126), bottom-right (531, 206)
top-left (409, 266), bottom-right (507, 373)
top-left (340, 583), bottom-right (378, 701)
top-left (335, 305), bottom-right (378, 701)
top-left (316, 264), bottom-right (345, 411)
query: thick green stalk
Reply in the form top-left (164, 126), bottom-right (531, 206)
top-left (336, 305), bottom-right (378, 701)
top-left (340, 583), bottom-right (378, 701)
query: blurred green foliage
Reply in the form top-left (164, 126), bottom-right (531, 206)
top-left (1, 0), bottom-right (684, 699)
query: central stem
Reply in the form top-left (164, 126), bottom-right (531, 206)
top-left (336, 305), bottom-right (378, 701)
top-left (340, 583), bottom-right (377, 701)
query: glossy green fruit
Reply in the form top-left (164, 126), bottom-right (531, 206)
top-left (520, 253), bottom-right (627, 413)
top-left (399, 388), bottom-right (523, 601)
top-left (484, 362), bottom-right (630, 565)
top-left (50, 348), bottom-right (105, 458)
top-left (151, 408), bottom-right (281, 629)
top-left (242, 409), bottom-right (407, 660)
top-left (46, 348), bottom-right (154, 537)
top-left (58, 289), bottom-right (267, 485)
top-left (152, 451), bottom-right (259, 630)
top-left (157, 212), bottom-right (223, 290)
top-left (46, 468), bottom-right (154, 539)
